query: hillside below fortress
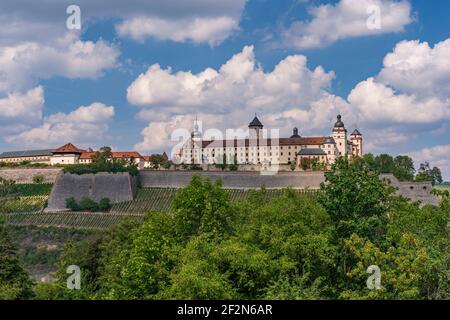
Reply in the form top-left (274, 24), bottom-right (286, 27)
top-left (0, 168), bottom-right (438, 207)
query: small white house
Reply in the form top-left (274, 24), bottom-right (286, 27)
top-left (50, 143), bottom-right (85, 165)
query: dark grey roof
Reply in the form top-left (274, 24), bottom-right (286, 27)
top-left (324, 136), bottom-right (335, 144)
top-left (334, 115), bottom-right (345, 128)
top-left (0, 149), bottom-right (53, 158)
top-left (290, 127), bottom-right (300, 138)
top-left (297, 148), bottom-right (327, 156)
top-left (248, 116), bottom-right (263, 128)
top-left (351, 129), bottom-right (362, 135)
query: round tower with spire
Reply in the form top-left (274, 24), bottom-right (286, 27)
top-left (332, 114), bottom-right (347, 157)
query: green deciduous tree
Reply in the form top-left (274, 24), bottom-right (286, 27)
top-left (0, 217), bottom-right (33, 299)
top-left (172, 175), bottom-right (234, 239)
top-left (36, 173), bottom-right (450, 300)
top-left (115, 211), bottom-right (178, 299)
top-left (416, 162), bottom-right (443, 186)
top-left (375, 154), bottom-right (395, 174)
top-left (393, 155), bottom-right (415, 181)
top-left (318, 157), bottom-right (391, 244)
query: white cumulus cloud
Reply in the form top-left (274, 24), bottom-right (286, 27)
top-left (5, 102), bottom-right (115, 148)
top-left (409, 144), bottom-right (450, 180)
top-left (0, 34), bottom-right (119, 94)
top-left (0, 86), bottom-right (44, 128)
top-left (129, 45), bottom-right (354, 152)
top-left (117, 16), bottom-right (240, 45)
top-left (282, 0), bottom-right (412, 49)
top-left (377, 39), bottom-right (450, 97)
top-left (128, 45), bottom-right (338, 116)
top-left (0, 0), bottom-right (246, 46)
top-left (348, 77), bottom-right (450, 124)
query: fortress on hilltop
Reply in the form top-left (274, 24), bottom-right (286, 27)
top-left (178, 114), bottom-right (362, 169)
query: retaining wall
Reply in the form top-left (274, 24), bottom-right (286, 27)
top-left (46, 172), bottom-right (137, 211)
top-left (139, 171), bottom-right (325, 189)
top-left (0, 168), bottom-right (61, 184)
top-left (139, 171), bottom-right (438, 205)
top-left (380, 174), bottom-right (439, 206)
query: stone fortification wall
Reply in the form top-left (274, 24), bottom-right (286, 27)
top-left (140, 171), bottom-right (439, 205)
top-left (46, 172), bottom-right (136, 211)
top-left (0, 168), bottom-right (60, 184)
top-left (380, 174), bottom-right (438, 206)
top-left (139, 171), bottom-right (325, 189)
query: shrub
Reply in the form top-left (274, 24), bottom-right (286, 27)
top-left (65, 197), bottom-right (79, 211)
top-left (0, 177), bottom-right (18, 197)
top-left (98, 198), bottom-right (111, 211)
top-left (78, 197), bottom-right (99, 212)
top-left (62, 159), bottom-right (138, 176)
top-left (64, 196), bottom-right (111, 212)
top-left (300, 158), bottom-right (311, 171)
top-left (191, 164), bottom-right (203, 171)
top-left (290, 162), bottom-right (296, 171)
top-left (162, 161), bottom-right (172, 169)
top-left (32, 175), bottom-right (45, 184)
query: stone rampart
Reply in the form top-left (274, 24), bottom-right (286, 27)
top-left (46, 172), bottom-right (137, 211)
top-left (0, 168), bottom-right (60, 184)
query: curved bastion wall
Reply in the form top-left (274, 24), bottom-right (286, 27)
top-left (46, 172), bottom-right (137, 211)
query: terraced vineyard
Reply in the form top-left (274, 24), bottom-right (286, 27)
top-left (16, 183), bottom-right (53, 196)
top-left (111, 187), bottom-right (319, 214)
top-left (3, 212), bottom-right (143, 230)
top-left (1, 196), bottom-right (48, 213)
top-left (3, 187), bottom-right (319, 229)
top-left (111, 188), bottom-right (178, 213)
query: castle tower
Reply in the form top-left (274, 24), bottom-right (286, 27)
top-left (191, 116), bottom-right (202, 142)
top-left (248, 114), bottom-right (263, 140)
top-left (332, 115), bottom-right (347, 157)
top-left (350, 129), bottom-right (363, 157)
top-left (290, 127), bottom-right (300, 138)
top-left (190, 117), bottom-right (202, 164)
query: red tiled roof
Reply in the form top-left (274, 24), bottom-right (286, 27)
top-left (201, 137), bottom-right (326, 148)
top-left (79, 152), bottom-right (95, 159)
top-left (52, 143), bottom-right (85, 154)
top-left (112, 152), bottom-right (144, 159)
top-left (79, 151), bottom-right (144, 160)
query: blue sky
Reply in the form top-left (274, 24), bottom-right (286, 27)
top-left (0, 0), bottom-right (449, 178)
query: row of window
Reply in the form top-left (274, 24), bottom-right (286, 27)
top-left (0, 156), bottom-right (50, 162)
top-left (187, 144), bottom-right (334, 152)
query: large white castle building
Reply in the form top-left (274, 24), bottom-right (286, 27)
top-left (178, 115), bottom-right (362, 168)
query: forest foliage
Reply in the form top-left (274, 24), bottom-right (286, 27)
top-left (1, 157), bottom-right (449, 300)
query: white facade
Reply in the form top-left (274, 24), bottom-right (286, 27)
top-left (179, 115), bottom-right (362, 168)
top-left (50, 154), bottom-right (80, 165)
